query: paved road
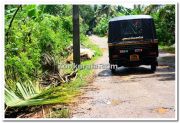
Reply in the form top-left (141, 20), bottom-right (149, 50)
top-left (72, 35), bottom-right (175, 118)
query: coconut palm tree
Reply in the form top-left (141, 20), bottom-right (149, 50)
top-left (143, 5), bottom-right (162, 15)
top-left (131, 4), bottom-right (145, 14)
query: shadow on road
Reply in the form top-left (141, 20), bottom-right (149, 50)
top-left (139, 73), bottom-right (175, 81)
top-left (158, 55), bottom-right (175, 67)
top-left (98, 66), bottom-right (175, 82)
top-left (98, 67), bottom-right (153, 77)
top-left (98, 51), bottom-right (175, 82)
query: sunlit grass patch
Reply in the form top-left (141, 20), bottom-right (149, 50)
top-left (159, 45), bottom-right (175, 54)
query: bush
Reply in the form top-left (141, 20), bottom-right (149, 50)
top-left (5, 5), bottom-right (73, 86)
top-left (151, 5), bottom-right (175, 45)
top-left (94, 15), bottom-right (109, 37)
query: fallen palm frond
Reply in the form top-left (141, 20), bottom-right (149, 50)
top-left (5, 81), bottom-right (43, 107)
top-left (40, 69), bottom-right (78, 87)
top-left (5, 80), bottom-right (77, 107)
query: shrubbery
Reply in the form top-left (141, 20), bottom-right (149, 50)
top-left (5, 5), bottom-right (75, 87)
top-left (152, 5), bottom-right (175, 45)
top-left (5, 5), bottom-right (104, 110)
top-left (94, 15), bottom-right (109, 37)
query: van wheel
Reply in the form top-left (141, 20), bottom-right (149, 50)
top-left (111, 68), bottom-right (116, 73)
top-left (151, 64), bottom-right (156, 72)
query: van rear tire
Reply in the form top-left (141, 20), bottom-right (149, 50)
top-left (151, 64), bottom-right (156, 72)
top-left (111, 69), bottom-right (116, 73)
top-left (111, 68), bottom-right (116, 73)
top-left (110, 64), bottom-right (116, 73)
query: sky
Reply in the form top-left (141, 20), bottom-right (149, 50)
top-left (121, 4), bottom-right (150, 9)
top-left (121, 4), bottom-right (134, 9)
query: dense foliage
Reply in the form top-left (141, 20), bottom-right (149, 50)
top-left (5, 5), bottom-right (73, 85)
top-left (152, 5), bottom-right (175, 45)
top-left (5, 5), bottom-right (102, 109)
top-left (85, 5), bottom-right (175, 46)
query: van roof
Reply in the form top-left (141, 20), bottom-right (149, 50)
top-left (109, 15), bottom-right (152, 22)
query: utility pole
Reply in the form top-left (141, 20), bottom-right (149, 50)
top-left (73, 5), bottom-right (80, 67)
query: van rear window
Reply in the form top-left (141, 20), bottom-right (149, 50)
top-left (108, 19), bottom-right (156, 43)
top-left (120, 19), bottom-right (143, 39)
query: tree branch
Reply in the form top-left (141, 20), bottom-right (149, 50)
top-left (6, 5), bottom-right (22, 43)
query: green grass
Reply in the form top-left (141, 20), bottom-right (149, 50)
top-left (41, 37), bottom-right (103, 117)
top-left (159, 45), bottom-right (175, 54)
top-left (23, 37), bottom-right (102, 106)
top-left (37, 55), bottom-right (101, 106)
top-left (47, 108), bottom-right (70, 118)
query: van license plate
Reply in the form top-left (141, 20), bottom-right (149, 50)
top-left (130, 54), bottom-right (139, 61)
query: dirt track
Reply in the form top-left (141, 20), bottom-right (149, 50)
top-left (72, 35), bottom-right (175, 118)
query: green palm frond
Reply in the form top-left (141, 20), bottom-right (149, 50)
top-left (144, 5), bottom-right (162, 15)
top-left (5, 81), bottom-right (43, 107)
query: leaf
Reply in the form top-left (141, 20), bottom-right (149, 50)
top-left (28, 8), bottom-right (36, 18)
top-left (5, 81), bottom-right (42, 107)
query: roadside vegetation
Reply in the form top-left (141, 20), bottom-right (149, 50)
top-left (84, 5), bottom-right (175, 49)
top-left (5, 4), bottom-right (175, 118)
top-left (159, 45), bottom-right (175, 54)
